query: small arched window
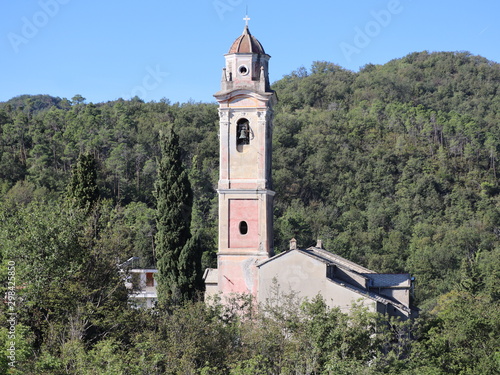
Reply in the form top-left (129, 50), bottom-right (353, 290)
top-left (236, 118), bottom-right (250, 146)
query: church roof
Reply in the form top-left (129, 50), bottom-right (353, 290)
top-left (228, 26), bottom-right (266, 54)
top-left (258, 246), bottom-right (376, 274)
top-left (305, 247), bottom-right (376, 274)
top-left (326, 277), bottom-right (412, 315)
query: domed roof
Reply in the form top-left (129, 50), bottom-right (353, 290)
top-left (228, 26), bottom-right (266, 54)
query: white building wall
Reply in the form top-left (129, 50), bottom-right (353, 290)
top-left (258, 251), bottom-right (377, 313)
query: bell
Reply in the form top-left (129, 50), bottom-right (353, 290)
top-left (239, 129), bottom-right (247, 139)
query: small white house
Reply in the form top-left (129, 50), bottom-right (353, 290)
top-left (124, 268), bottom-right (158, 308)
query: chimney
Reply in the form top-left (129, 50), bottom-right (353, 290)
top-left (289, 238), bottom-right (297, 250)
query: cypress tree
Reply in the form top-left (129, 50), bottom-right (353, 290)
top-left (67, 153), bottom-right (99, 212)
top-left (155, 126), bottom-right (202, 305)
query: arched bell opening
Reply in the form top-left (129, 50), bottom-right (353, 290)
top-left (236, 118), bottom-right (251, 152)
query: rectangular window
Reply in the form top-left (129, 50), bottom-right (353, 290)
top-left (146, 272), bottom-right (154, 287)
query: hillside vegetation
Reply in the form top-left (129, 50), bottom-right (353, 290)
top-left (0, 51), bottom-right (499, 374)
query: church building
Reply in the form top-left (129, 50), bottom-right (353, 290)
top-left (203, 19), bottom-right (416, 319)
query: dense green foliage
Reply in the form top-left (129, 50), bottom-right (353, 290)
top-left (67, 153), bottom-right (100, 212)
top-left (155, 127), bottom-right (203, 304)
top-left (0, 51), bottom-right (499, 373)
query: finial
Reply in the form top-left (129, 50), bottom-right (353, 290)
top-left (243, 10), bottom-right (250, 27)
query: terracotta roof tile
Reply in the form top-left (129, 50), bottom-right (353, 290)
top-left (228, 26), bottom-right (266, 54)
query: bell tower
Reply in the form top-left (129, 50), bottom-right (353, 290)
top-left (213, 17), bottom-right (277, 298)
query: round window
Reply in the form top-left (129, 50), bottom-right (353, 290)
top-left (238, 65), bottom-right (249, 75)
top-left (239, 221), bottom-right (248, 235)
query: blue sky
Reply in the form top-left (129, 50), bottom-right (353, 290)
top-left (1, 0), bottom-right (499, 104)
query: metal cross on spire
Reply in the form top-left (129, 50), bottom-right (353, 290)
top-left (243, 12), bottom-right (250, 27)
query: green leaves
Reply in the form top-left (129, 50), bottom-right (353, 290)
top-left (411, 290), bottom-right (500, 374)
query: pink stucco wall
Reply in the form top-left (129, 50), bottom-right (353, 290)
top-left (218, 255), bottom-right (262, 295)
top-left (228, 199), bottom-right (259, 248)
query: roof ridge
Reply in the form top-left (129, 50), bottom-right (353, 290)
top-left (309, 248), bottom-right (376, 274)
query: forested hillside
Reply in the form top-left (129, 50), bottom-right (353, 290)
top-left (1, 51), bottom-right (499, 374)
